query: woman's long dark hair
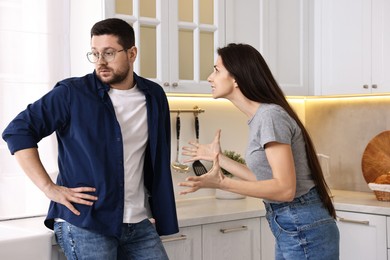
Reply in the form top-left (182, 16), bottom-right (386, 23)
top-left (218, 43), bottom-right (336, 218)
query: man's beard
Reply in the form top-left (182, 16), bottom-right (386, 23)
top-left (97, 66), bottom-right (129, 85)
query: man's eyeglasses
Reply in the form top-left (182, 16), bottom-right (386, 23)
top-left (86, 49), bottom-right (127, 63)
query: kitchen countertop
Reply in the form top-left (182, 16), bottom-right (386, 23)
top-left (1, 189), bottom-right (390, 243)
top-left (332, 189), bottom-right (390, 215)
top-left (175, 195), bottom-right (264, 227)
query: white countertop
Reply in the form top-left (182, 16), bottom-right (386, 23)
top-left (1, 189), bottom-right (390, 242)
top-left (332, 189), bottom-right (390, 215)
top-left (175, 195), bottom-right (264, 227)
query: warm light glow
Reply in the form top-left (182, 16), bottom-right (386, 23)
top-left (167, 93), bottom-right (390, 104)
top-left (302, 93), bottom-right (390, 102)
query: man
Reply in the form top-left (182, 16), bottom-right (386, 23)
top-left (2, 18), bottom-right (178, 259)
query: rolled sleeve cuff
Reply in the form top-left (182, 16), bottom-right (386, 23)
top-left (4, 135), bottom-right (38, 155)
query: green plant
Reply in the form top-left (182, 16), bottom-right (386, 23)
top-left (221, 150), bottom-right (246, 178)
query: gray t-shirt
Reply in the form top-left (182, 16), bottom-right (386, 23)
top-left (246, 103), bottom-right (315, 203)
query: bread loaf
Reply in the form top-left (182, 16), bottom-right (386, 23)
top-left (374, 174), bottom-right (390, 184)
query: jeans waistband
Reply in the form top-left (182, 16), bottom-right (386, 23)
top-left (263, 187), bottom-right (319, 212)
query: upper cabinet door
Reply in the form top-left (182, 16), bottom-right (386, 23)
top-left (262, 0), bottom-right (310, 96)
top-left (371, 0), bottom-right (390, 94)
top-left (315, 0), bottom-right (372, 95)
top-left (313, 0), bottom-right (390, 95)
top-left (226, 0), bottom-right (310, 96)
top-left (107, 0), bottom-right (225, 94)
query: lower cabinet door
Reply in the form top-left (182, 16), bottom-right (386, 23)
top-left (51, 245), bottom-right (66, 260)
top-left (202, 218), bottom-right (260, 260)
top-left (260, 217), bottom-right (275, 260)
top-left (161, 226), bottom-right (202, 260)
top-left (337, 211), bottom-right (387, 260)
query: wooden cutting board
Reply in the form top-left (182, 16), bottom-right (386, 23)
top-left (361, 131), bottom-right (390, 183)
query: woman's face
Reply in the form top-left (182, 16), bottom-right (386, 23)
top-left (207, 56), bottom-right (237, 99)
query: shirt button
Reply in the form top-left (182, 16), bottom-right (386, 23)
top-left (116, 137), bottom-right (121, 141)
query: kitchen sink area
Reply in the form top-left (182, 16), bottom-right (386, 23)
top-left (0, 217), bottom-right (53, 260)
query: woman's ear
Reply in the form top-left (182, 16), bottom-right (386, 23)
top-left (234, 80), bottom-right (239, 88)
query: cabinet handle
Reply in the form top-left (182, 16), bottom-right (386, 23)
top-left (220, 225), bottom-right (248, 233)
top-left (163, 82), bottom-right (170, 87)
top-left (172, 82), bottom-right (178, 87)
top-left (338, 217), bottom-right (369, 225)
top-left (372, 84), bottom-right (378, 89)
top-left (161, 234), bottom-right (187, 243)
top-left (363, 84), bottom-right (369, 89)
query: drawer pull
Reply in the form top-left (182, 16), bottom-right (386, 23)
top-left (161, 235), bottom-right (187, 242)
top-left (220, 226), bottom-right (248, 233)
top-left (338, 217), bottom-right (369, 225)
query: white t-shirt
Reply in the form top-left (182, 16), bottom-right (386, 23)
top-left (108, 85), bottom-right (149, 223)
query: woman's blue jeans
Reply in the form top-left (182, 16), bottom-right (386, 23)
top-left (54, 218), bottom-right (168, 260)
top-left (264, 188), bottom-right (340, 260)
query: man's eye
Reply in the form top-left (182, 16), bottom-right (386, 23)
top-left (92, 53), bottom-right (99, 58)
top-left (104, 52), bottom-right (114, 57)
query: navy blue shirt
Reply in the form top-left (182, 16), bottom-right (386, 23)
top-left (2, 72), bottom-right (179, 238)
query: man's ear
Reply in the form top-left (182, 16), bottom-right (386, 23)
top-left (128, 46), bottom-right (137, 60)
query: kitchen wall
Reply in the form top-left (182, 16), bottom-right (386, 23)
top-left (305, 95), bottom-right (390, 192)
top-left (168, 96), bottom-right (305, 199)
top-left (168, 95), bottom-right (390, 199)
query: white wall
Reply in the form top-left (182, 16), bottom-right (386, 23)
top-left (69, 0), bottom-right (105, 76)
top-left (0, 0), bottom-right (70, 219)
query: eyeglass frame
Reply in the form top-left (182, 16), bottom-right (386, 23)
top-left (86, 48), bottom-right (127, 63)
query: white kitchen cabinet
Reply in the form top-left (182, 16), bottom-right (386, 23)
top-left (161, 225), bottom-right (202, 260)
top-left (313, 0), bottom-right (390, 95)
top-left (51, 245), bottom-right (66, 260)
top-left (260, 217), bottom-right (275, 260)
top-left (225, 0), bottom-right (310, 96)
top-left (262, 0), bottom-right (311, 96)
top-left (387, 217), bottom-right (390, 260)
top-left (106, 0), bottom-right (225, 94)
top-left (225, 0), bottom-right (262, 51)
top-left (337, 210), bottom-right (387, 260)
top-left (202, 218), bottom-right (261, 260)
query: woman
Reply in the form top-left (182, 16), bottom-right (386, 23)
top-left (179, 43), bottom-right (339, 259)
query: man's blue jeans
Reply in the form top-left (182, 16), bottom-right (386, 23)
top-left (54, 218), bottom-right (169, 260)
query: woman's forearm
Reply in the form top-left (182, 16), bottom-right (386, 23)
top-left (218, 154), bottom-right (257, 181)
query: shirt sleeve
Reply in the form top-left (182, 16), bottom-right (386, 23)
top-left (2, 83), bottom-right (70, 154)
top-left (257, 108), bottom-right (294, 148)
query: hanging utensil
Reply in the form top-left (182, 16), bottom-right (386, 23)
top-left (171, 112), bottom-right (189, 172)
top-left (192, 113), bottom-right (208, 176)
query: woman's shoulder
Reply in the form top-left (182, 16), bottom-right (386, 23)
top-left (257, 103), bottom-right (288, 118)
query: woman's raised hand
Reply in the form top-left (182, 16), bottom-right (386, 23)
top-left (182, 129), bottom-right (222, 163)
top-left (178, 153), bottom-right (225, 195)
